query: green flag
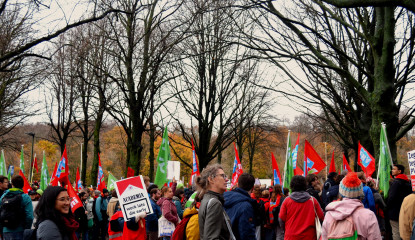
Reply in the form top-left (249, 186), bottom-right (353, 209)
top-left (107, 172), bottom-right (118, 191)
top-left (20, 145), bottom-right (24, 174)
top-left (283, 131), bottom-right (294, 191)
top-left (377, 123), bottom-right (393, 198)
top-left (40, 151), bottom-right (49, 191)
top-left (0, 150), bottom-right (6, 176)
top-left (154, 127), bottom-right (170, 187)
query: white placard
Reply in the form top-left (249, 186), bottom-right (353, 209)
top-left (167, 161), bottom-right (180, 180)
top-left (407, 150), bottom-right (415, 191)
top-left (114, 175), bottom-right (153, 221)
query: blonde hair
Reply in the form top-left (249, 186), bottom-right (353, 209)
top-left (196, 164), bottom-right (223, 200)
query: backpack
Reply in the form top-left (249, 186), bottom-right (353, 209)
top-left (255, 199), bottom-right (267, 226)
top-left (327, 215), bottom-right (358, 240)
top-left (171, 215), bottom-right (192, 240)
top-left (0, 192), bottom-right (24, 229)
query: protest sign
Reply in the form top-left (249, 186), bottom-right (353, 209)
top-left (114, 175), bottom-right (153, 221)
top-left (407, 150), bottom-right (415, 191)
top-left (167, 161), bottom-right (180, 180)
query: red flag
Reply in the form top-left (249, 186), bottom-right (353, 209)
top-left (19, 170), bottom-right (31, 193)
top-left (97, 153), bottom-right (106, 192)
top-left (231, 142), bottom-right (243, 187)
top-left (329, 150), bottom-right (336, 173)
top-left (32, 154), bottom-right (39, 173)
top-left (357, 142), bottom-right (376, 177)
top-left (50, 162), bottom-right (58, 186)
top-left (75, 167), bottom-right (80, 192)
top-left (342, 153), bottom-right (352, 172)
top-left (127, 167), bottom-right (135, 178)
top-left (271, 153), bottom-right (282, 185)
top-left (66, 181), bottom-right (83, 213)
top-left (304, 140), bottom-right (326, 175)
top-left (294, 163), bottom-right (304, 176)
top-left (190, 139), bottom-right (200, 186)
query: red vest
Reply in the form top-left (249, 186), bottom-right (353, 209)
top-left (108, 211), bottom-right (146, 240)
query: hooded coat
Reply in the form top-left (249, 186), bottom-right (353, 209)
top-left (223, 188), bottom-right (256, 240)
top-left (278, 191), bottom-right (324, 240)
top-left (322, 198), bottom-right (381, 240)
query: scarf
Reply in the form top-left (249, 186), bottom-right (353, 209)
top-left (395, 174), bottom-right (409, 181)
top-left (61, 215), bottom-right (79, 240)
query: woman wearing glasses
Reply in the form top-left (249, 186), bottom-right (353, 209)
top-left (35, 186), bottom-right (79, 240)
top-left (197, 164), bottom-right (235, 240)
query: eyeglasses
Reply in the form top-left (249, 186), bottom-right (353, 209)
top-left (57, 197), bottom-right (72, 202)
top-left (216, 173), bottom-right (228, 180)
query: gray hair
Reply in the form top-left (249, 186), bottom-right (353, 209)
top-left (196, 164), bottom-right (223, 200)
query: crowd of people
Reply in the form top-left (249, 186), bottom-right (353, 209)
top-left (0, 163), bottom-right (414, 240)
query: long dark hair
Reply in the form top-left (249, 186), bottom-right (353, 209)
top-left (35, 186), bottom-right (73, 232)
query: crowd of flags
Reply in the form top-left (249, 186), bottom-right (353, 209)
top-left (0, 123), bottom-right (396, 211)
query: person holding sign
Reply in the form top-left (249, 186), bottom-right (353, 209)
top-left (108, 207), bottom-right (147, 240)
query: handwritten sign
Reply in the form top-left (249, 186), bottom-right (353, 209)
top-left (167, 161), bottom-right (180, 180)
top-left (114, 175), bottom-right (153, 221)
top-left (407, 150), bottom-right (415, 191)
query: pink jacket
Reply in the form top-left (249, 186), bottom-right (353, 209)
top-left (157, 197), bottom-right (179, 226)
top-left (322, 198), bottom-right (381, 240)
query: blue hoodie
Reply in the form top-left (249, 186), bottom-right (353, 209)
top-left (223, 188), bottom-right (256, 240)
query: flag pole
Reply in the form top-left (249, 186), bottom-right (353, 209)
top-left (283, 130), bottom-right (291, 188)
top-left (325, 142), bottom-right (327, 179)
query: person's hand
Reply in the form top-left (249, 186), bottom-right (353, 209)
top-left (135, 212), bottom-right (147, 222)
top-left (172, 176), bottom-right (177, 183)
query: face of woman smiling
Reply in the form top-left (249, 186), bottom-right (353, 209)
top-left (55, 191), bottom-right (70, 214)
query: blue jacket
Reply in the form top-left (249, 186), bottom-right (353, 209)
top-left (145, 196), bottom-right (161, 232)
top-left (0, 188), bottom-right (33, 233)
top-left (362, 184), bottom-right (376, 213)
top-left (223, 188), bottom-right (256, 240)
top-left (95, 196), bottom-right (109, 222)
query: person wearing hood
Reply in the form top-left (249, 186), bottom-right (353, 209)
top-left (107, 190), bottom-right (119, 219)
top-left (321, 172), bottom-right (338, 209)
top-left (279, 175), bottom-right (324, 240)
top-left (321, 172), bottom-right (381, 240)
top-left (387, 164), bottom-right (412, 240)
top-left (157, 186), bottom-right (179, 239)
top-left (223, 173), bottom-right (257, 240)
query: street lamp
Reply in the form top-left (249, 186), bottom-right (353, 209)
top-left (25, 132), bottom-right (35, 182)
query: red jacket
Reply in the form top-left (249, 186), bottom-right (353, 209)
top-left (279, 192), bottom-right (324, 240)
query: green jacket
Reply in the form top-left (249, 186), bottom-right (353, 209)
top-left (0, 188), bottom-right (34, 232)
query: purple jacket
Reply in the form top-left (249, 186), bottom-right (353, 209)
top-left (322, 198), bottom-right (381, 240)
top-left (157, 197), bottom-right (179, 226)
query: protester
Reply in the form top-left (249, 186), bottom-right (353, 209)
top-left (279, 175), bottom-right (324, 240)
top-left (387, 164), bottom-right (412, 240)
top-left (357, 172), bottom-right (376, 213)
top-left (267, 184), bottom-right (285, 240)
top-left (157, 186), bottom-right (179, 239)
top-left (75, 191), bottom-right (88, 240)
top-left (0, 175), bottom-right (33, 240)
top-left (366, 177), bottom-right (386, 236)
top-left (85, 190), bottom-right (95, 239)
top-left (321, 172), bottom-right (338, 209)
top-left (224, 173), bottom-right (257, 240)
top-left (321, 172), bottom-right (381, 240)
top-left (107, 190), bottom-right (119, 219)
top-left (95, 188), bottom-right (109, 240)
top-left (305, 174), bottom-right (324, 208)
top-left (197, 164), bottom-right (233, 240)
top-left (325, 174), bottom-right (344, 204)
top-left (146, 185), bottom-right (162, 240)
top-left (35, 186), bottom-right (79, 240)
top-left (399, 192), bottom-right (415, 240)
top-left (173, 189), bottom-right (184, 219)
top-left (108, 208), bottom-right (147, 240)
top-left (0, 175), bottom-right (9, 197)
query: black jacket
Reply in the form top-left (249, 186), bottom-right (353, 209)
top-left (306, 185), bottom-right (324, 209)
top-left (387, 176), bottom-right (412, 221)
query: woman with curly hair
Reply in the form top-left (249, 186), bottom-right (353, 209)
top-left (35, 186), bottom-right (79, 240)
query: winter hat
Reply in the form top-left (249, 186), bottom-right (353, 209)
top-left (339, 172), bottom-right (364, 199)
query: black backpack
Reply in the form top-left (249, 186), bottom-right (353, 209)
top-left (254, 199), bottom-right (267, 226)
top-left (0, 192), bottom-right (24, 229)
top-left (271, 196), bottom-right (285, 226)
